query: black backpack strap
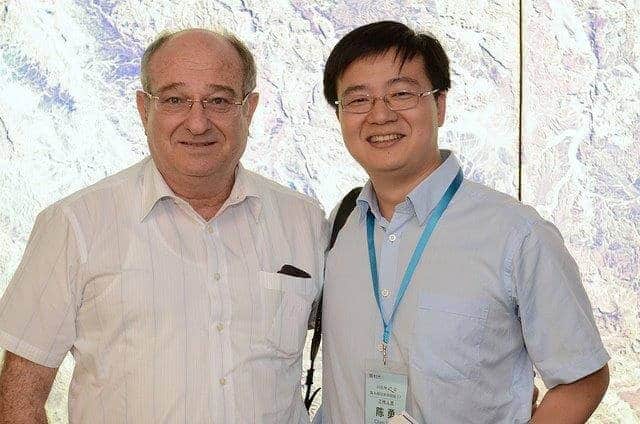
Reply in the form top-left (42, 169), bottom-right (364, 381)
top-left (305, 187), bottom-right (362, 411)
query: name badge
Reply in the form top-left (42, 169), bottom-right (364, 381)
top-left (364, 360), bottom-right (408, 424)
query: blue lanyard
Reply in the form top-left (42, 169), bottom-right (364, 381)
top-left (367, 169), bottom-right (463, 361)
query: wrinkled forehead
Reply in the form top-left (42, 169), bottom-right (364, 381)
top-left (147, 33), bottom-right (244, 93)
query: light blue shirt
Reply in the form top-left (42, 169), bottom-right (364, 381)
top-left (321, 150), bottom-right (609, 423)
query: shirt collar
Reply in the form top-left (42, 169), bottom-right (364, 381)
top-left (140, 157), bottom-right (177, 222)
top-left (356, 149), bottom-right (462, 226)
top-left (139, 158), bottom-right (262, 222)
top-left (222, 163), bottom-right (263, 221)
top-left (356, 180), bottom-right (383, 224)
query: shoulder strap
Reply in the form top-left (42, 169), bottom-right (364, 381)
top-left (305, 187), bottom-right (362, 411)
top-left (327, 187), bottom-right (363, 251)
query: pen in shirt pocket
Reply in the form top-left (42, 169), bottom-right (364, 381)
top-left (277, 264), bottom-right (311, 278)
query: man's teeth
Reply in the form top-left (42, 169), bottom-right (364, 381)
top-left (369, 134), bottom-right (403, 143)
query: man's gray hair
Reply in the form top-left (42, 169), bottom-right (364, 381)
top-left (140, 29), bottom-right (257, 95)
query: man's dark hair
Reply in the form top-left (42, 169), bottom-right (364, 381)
top-left (323, 21), bottom-right (451, 109)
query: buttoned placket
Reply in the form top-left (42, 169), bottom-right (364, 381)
top-left (376, 207), bottom-right (412, 320)
top-left (203, 221), bottom-right (232, 424)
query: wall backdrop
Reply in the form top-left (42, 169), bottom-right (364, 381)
top-left (0, 1), bottom-right (638, 422)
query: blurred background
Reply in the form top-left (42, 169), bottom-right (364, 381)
top-left (0, 0), bottom-right (638, 422)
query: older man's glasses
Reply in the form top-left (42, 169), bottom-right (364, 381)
top-left (336, 88), bottom-right (440, 114)
top-left (141, 91), bottom-right (250, 115)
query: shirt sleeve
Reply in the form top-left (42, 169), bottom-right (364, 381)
top-left (0, 204), bottom-right (83, 367)
top-left (511, 219), bottom-right (609, 389)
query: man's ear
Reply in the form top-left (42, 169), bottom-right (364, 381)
top-left (136, 90), bottom-right (149, 130)
top-left (436, 91), bottom-right (447, 127)
top-left (244, 92), bottom-right (260, 123)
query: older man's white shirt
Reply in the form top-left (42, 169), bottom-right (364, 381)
top-left (0, 156), bottom-right (327, 423)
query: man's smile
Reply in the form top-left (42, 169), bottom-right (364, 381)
top-left (366, 133), bottom-right (405, 146)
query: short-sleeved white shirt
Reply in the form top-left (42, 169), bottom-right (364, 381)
top-left (0, 157), bottom-right (328, 423)
top-left (321, 150), bottom-right (609, 423)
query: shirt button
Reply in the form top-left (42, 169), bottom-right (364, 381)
top-left (381, 288), bottom-right (391, 298)
top-left (213, 273), bottom-right (221, 281)
top-left (216, 323), bottom-right (224, 332)
top-left (207, 226), bottom-right (214, 234)
top-left (219, 378), bottom-right (226, 386)
top-left (388, 234), bottom-right (397, 242)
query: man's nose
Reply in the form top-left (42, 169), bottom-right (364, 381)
top-left (183, 101), bottom-right (212, 134)
top-left (366, 96), bottom-right (397, 124)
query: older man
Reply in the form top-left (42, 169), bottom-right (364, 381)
top-left (320, 21), bottom-right (609, 423)
top-left (0, 29), bottom-right (326, 423)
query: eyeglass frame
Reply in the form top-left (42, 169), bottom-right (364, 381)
top-left (139, 90), bottom-right (252, 115)
top-left (335, 88), bottom-right (440, 114)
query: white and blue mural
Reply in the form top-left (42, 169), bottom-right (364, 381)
top-left (0, 1), bottom-right (638, 422)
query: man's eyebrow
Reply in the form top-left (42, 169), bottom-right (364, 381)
top-left (154, 82), bottom-right (185, 93)
top-left (339, 77), bottom-right (422, 98)
top-left (387, 76), bottom-right (421, 87)
top-left (340, 85), bottom-right (369, 97)
top-left (153, 83), bottom-right (239, 97)
top-left (207, 84), bottom-right (238, 97)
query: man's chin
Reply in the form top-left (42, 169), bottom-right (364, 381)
top-left (360, 161), bottom-right (406, 177)
top-left (177, 160), bottom-right (236, 179)
top-left (180, 168), bottom-right (220, 178)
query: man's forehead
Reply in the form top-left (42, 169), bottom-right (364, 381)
top-left (153, 82), bottom-right (237, 96)
top-left (338, 52), bottom-right (429, 92)
top-left (147, 32), bottom-right (243, 91)
top-left (151, 38), bottom-right (241, 71)
top-left (152, 53), bottom-right (240, 74)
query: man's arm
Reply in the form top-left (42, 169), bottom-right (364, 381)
top-left (511, 220), bottom-right (610, 423)
top-left (530, 364), bottom-right (609, 424)
top-left (0, 351), bottom-right (57, 424)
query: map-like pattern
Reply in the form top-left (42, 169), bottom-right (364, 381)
top-left (523, 2), bottom-right (640, 421)
top-left (0, 1), bottom-right (637, 422)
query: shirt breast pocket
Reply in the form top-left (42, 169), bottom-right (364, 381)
top-left (410, 292), bottom-right (489, 381)
top-left (258, 271), bottom-right (316, 357)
